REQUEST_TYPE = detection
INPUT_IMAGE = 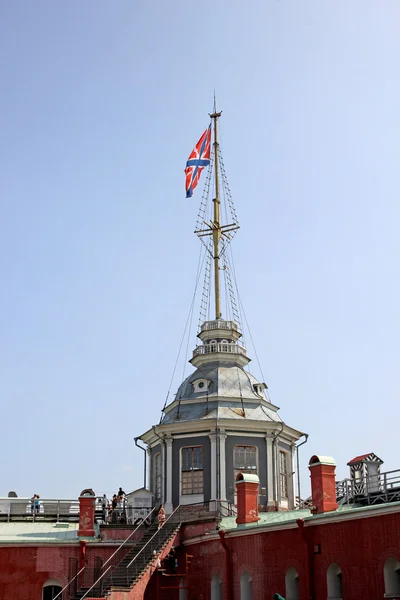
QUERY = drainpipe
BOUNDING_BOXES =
[152,427,165,505]
[272,422,284,507]
[295,434,309,507]
[296,518,313,600]
[134,437,147,490]
[218,530,232,600]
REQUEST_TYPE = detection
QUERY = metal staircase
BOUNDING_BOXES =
[74,507,181,599]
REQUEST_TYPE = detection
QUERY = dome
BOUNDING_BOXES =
[175,361,265,401]
[160,361,282,425]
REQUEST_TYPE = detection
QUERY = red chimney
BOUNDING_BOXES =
[309,455,338,514]
[236,473,260,525]
[78,488,96,537]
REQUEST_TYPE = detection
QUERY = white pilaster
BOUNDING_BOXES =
[165,437,173,514]
[146,447,151,492]
[219,432,227,501]
[209,433,217,501]
[266,433,275,508]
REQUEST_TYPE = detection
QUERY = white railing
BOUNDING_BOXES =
[200,320,238,332]
[193,342,247,357]
[0,498,81,521]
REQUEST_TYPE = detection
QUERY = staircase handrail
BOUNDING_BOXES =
[125,504,181,569]
[80,506,162,599]
[54,506,156,600]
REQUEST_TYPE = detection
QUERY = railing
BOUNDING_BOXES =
[0,498,81,522]
[179,500,237,521]
[193,342,247,357]
[54,507,156,600]
[81,506,182,598]
[336,468,400,505]
[200,320,238,332]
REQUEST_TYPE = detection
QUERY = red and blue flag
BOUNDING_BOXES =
[185,125,211,198]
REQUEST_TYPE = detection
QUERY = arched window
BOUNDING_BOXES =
[384,557,400,596]
[240,571,253,600]
[211,574,222,600]
[42,579,63,600]
[285,567,300,600]
[327,563,342,599]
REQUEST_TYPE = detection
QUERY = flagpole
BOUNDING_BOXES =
[210,106,222,320]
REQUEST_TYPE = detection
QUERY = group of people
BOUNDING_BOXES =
[30,494,40,514]
[100,487,126,524]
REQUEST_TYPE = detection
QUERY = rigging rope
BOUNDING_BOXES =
[161,241,209,422]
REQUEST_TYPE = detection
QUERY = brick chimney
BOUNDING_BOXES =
[236,473,260,525]
[78,488,96,537]
[309,455,338,514]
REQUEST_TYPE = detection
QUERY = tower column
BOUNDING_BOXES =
[209,433,217,501]
[165,437,173,514]
[219,431,227,501]
[266,433,275,510]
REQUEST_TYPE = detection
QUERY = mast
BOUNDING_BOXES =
[194,103,240,322]
[210,108,222,320]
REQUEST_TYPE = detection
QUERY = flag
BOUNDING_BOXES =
[185,125,211,198]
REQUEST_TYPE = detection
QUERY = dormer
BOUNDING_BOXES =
[253,382,268,396]
[191,378,211,393]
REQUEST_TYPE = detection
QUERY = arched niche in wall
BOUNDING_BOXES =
[285,566,300,600]
[240,571,253,600]
[327,562,343,600]
[211,573,222,600]
[42,578,63,600]
[384,557,400,596]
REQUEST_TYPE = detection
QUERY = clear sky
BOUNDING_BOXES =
[1,0,399,499]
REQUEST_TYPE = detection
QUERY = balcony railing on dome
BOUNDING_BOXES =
[200,320,239,332]
[193,342,247,358]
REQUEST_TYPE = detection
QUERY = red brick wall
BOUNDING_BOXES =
[180,510,400,600]
[0,544,118,600]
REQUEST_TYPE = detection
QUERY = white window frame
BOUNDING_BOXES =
[180,445,204,502]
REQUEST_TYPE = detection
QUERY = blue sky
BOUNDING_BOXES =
[1,0,399,499]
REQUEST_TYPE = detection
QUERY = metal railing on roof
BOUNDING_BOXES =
[336,468,400,505]
[0,498,81,522]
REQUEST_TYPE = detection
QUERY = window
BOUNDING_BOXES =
[279,451,289,498]
[211,574,222,600]
[240,571,253,600]
[181,447,204,495]
[327,562,342,599]
[155,453,161,501]
[285,567,300,600]
[384,557,400,596]
[234,446,257,472]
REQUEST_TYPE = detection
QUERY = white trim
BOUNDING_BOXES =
[266,434,274,506]
[220,432,227,501]
[209,433,217,500]
[173,432,210,439]
[165,438,173,513]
